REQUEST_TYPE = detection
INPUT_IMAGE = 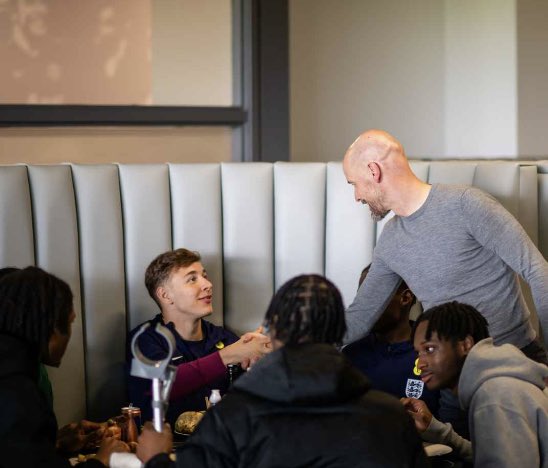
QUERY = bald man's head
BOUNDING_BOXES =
[344,129,404,167]
[342,130,409,221]
[343,129,431,218]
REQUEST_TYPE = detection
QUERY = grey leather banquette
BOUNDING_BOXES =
[0,160,546,426]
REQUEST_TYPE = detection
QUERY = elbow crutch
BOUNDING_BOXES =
[130,323,177,432]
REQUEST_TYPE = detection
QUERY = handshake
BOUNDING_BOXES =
[219,326,273,370]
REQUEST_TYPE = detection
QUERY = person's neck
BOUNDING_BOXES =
[378,319,412,344]
[390,178,431,217]
[162,310,203,341]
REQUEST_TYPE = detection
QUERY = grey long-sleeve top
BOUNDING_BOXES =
[345,184,548,348]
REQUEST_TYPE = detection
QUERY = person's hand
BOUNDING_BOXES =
[103,423,122,440]
[136,422,172,464]
[95,437,130,466]
[56,420,106,453]
[241,326,264,343]
[219,333,271,367]
[239,327,271,369]
[242,332,272,355]
[57,422,86,453]
[400,397,433,433]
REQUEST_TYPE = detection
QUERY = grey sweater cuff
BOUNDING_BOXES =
[422,416,473,463]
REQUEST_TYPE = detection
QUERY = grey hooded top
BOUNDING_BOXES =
[423,338,548,467]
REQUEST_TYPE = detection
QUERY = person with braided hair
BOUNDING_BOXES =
[0,268,58,427]
[402,301,548,468]
[136,274,428,468]
[0,266,129,468]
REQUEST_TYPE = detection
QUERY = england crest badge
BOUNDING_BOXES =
[405,379,424,399]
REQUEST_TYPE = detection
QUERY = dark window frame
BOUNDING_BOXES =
[0,105,245,126]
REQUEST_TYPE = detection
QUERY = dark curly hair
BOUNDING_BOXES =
[0,266,73,356]
[0,267,20,280]
[264,274,346,346]
[412,301,490,344]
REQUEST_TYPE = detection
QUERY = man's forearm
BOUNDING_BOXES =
[344,264,400,344]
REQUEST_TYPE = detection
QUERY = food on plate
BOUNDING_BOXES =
[75,419,122,450]
[58,419,122,453]
[175,411,205,434]
[87,419,122,448]
[75,453,96,464]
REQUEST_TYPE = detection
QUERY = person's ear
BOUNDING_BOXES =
[367,162,382,183]
[456,335,475,356]
[399,289,414,307]
[462,335,475,353]
[156,286,173,306]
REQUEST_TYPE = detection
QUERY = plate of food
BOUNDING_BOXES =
[174,411,205,436]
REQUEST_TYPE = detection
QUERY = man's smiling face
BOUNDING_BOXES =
[343,157,389,222]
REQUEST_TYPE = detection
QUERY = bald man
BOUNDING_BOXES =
[342,129,548,363]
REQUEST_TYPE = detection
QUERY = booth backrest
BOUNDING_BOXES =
[0,160,546,425]
[537,162,548,258]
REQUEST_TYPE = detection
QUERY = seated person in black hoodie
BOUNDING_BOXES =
[0,267,121,456]
[137,274,428,468]
[0,266,128,468]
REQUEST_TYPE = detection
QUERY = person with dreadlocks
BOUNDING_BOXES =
[0,266,129,468]
[402,301,548,468]
[136,274,428,468]
[0,267,55,408]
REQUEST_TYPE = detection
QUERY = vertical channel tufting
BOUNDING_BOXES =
[27,165,85,426]
[221,163,274,335]
[169,163,224,326]
[274,162,326,288]
[474,162,520,218]
[0,165,34,267]
[72,164,127,420]
[118,164,172,331]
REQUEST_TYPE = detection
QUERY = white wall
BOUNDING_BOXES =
[444,0,517,157]
[0,127,233,164]
[517,0,548,157]
[152,0,233,106]
[290,0,520,161]
[290,0,445,162]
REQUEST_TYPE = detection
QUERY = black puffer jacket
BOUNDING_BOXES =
[0,334,103,468]
[150,343,428,468]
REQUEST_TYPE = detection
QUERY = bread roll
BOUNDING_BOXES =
[175,411,204,434]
